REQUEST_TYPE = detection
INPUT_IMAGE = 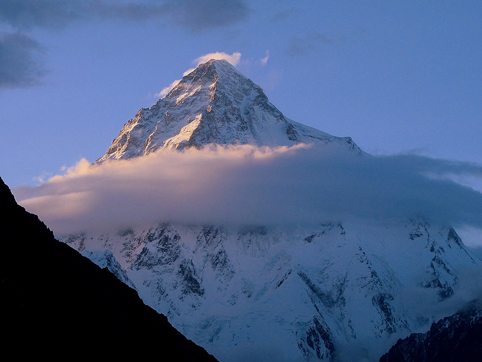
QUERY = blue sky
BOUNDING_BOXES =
[1,0,481,191]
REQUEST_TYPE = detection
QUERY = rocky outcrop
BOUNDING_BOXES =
[379,300,482,362]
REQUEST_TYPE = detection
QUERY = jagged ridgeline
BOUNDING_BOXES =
[380,299,482,362]
[59,60,481,362]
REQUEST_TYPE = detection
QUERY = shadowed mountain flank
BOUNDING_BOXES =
[379,300,482,362]
[0,177,217,361]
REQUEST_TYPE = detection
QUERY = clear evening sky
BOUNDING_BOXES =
[1,0,481,191]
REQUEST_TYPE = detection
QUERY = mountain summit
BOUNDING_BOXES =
[60,59,482,362]
[97,59,358,162]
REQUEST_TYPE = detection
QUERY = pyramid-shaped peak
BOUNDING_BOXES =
[196,58,239,71]
[181,58,244,86]
[96,58,359,162]
[202,58,234,67]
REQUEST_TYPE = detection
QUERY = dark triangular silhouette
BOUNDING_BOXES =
[0,177,218,361]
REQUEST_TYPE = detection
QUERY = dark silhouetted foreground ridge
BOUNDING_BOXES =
[0,177,218,361]
[379,300,482,362]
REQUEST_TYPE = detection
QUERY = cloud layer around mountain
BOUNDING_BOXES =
[14,144,482,242]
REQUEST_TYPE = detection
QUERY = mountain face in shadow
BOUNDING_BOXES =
[0,177,217,361]
[379,300,482,362]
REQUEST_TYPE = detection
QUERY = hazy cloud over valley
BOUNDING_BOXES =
[15,144,482,242]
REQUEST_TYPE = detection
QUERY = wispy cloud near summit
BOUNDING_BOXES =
[194,52,242,66]
[155,52,242,98]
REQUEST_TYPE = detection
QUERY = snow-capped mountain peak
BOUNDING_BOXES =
[96,59,358,162]
[59,58,482,362]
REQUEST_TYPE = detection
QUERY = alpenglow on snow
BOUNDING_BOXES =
[62,59,481,362]
[96,59,359,162]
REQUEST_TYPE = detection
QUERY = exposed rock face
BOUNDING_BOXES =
[379,300,482,362]
[0,177,217,361]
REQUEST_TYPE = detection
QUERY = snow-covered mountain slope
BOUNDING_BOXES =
[59,59,482,361]
[96,59,359,162]
[63,221,480,362]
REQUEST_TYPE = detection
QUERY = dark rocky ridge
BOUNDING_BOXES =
[0,177,218,361]
[379,300,482,362]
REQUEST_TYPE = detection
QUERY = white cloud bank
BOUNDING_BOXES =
[14,144,482,242]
